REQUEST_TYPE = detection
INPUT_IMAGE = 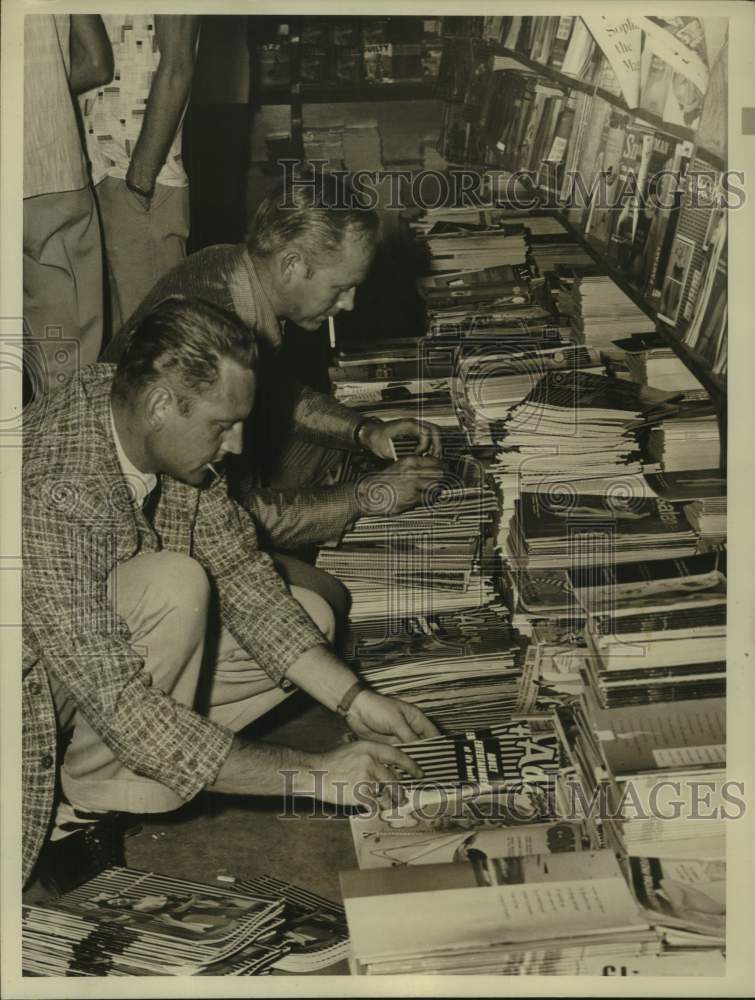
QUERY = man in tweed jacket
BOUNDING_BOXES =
[22,296,436,887]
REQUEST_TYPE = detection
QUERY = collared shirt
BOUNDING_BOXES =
[109,403,157,508]
[24,15,89,199]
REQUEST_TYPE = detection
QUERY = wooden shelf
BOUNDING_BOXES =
[555,211,726,418]
[257,82,438,105]
[442,36,725,170]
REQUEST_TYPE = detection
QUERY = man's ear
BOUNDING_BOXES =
[279,247,309,285]
[143,383,174,430]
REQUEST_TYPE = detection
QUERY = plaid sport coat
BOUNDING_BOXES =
[21,365,327,882]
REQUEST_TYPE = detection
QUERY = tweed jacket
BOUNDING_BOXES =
[103,244,363,547]
[21,365,327,883]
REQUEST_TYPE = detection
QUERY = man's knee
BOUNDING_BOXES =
[272,553,351,623]
[290,585,336,644]
[111,551,210,622]
[322,574,351,622]
[150,552,210,607]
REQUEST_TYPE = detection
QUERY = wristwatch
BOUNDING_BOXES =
[353,417,381,450]
[335,680,367,718]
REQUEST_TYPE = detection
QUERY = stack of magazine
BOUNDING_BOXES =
[317,460,500,624]
[22,868,349,977]
[554,272,656,347]
[507,491,699,571]
[339,849,723,975]
[454,344,603,448]
[567,551,726,707]
[646,402,721,471]
[352,641,521,732]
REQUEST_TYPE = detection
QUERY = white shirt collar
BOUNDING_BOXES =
[109,403,158,508]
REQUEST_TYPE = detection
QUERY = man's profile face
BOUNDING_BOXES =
[284,229,375,331]
[154,358,255,486]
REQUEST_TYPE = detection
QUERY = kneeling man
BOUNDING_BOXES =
[22,295,438,893]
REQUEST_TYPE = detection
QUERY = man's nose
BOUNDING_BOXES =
[220,423,244,456]
[335,287,356,312]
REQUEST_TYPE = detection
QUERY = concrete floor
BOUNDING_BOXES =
[24,693,358,975]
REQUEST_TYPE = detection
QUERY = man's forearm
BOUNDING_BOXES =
[127,15,198,192]
[291,386,364,451]
[283,643,360,714]
[207,739,318,796]
[69,15,113,95]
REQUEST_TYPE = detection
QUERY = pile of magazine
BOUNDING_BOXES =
[318,456,501,624]
[350,611,523,731]
[22,868,349,977]
[647,401,721,471]
[340,848,724,975]
[553,272,656,347]
[455,344,603,448]
[567,551,726,707]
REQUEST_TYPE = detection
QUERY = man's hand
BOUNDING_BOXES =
[359,417,443,460]
[312,740,423,809]
[355,455,445,516]
[345,690,440,745]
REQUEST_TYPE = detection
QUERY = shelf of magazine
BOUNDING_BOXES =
[555,211,726,403]
[438,28,725,171]
[553,208,726,475]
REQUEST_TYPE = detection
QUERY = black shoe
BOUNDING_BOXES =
[38,813,133,897]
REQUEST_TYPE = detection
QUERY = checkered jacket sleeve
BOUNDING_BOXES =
[185,475,328,684]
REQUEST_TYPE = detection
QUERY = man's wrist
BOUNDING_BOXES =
[335,680,368,718]
[126,177,155,200]
[353,417,381,451]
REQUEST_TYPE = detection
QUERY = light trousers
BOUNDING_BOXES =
[51,551,335,814]
[94,177,190,335]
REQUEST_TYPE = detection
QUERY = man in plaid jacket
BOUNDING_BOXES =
[22,296,437,890]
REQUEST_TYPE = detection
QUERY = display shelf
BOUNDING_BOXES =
[555,211,726,408]
[256,82,437,105]
[442,36,725,171]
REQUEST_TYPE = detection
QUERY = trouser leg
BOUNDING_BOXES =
[53,552,212,814]
[23,186,104,393]
[95,177,190,333]
[51,552,334,815]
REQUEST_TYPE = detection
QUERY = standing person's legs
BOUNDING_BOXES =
[94,177,190,333]
[23,186,104,394]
